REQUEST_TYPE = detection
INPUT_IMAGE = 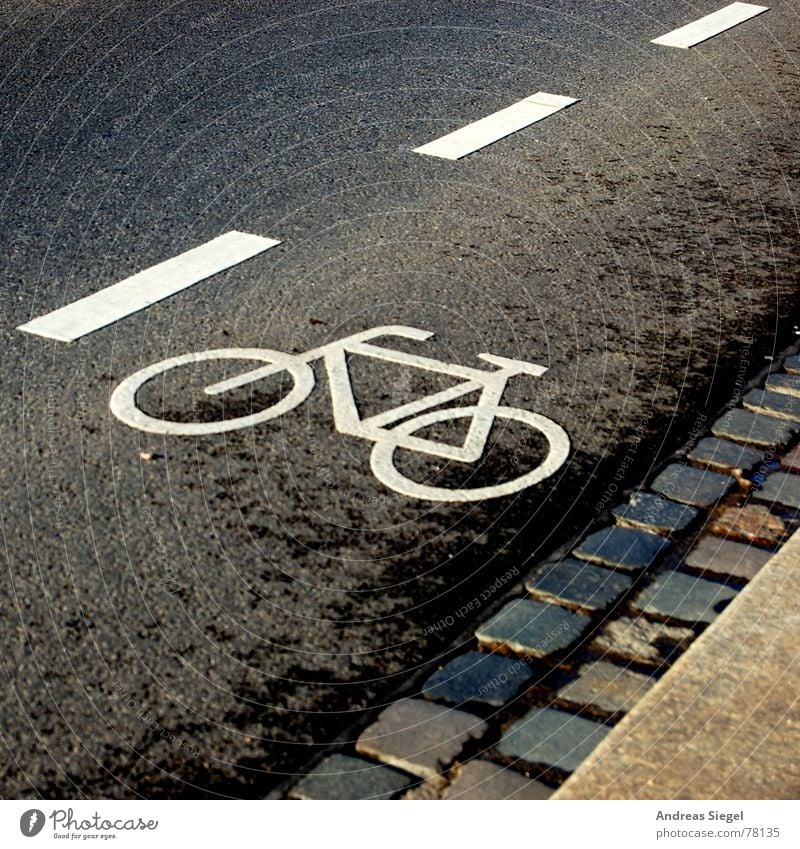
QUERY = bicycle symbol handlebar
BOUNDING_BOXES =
[109,325,570,502]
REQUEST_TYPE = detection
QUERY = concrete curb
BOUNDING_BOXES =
[554,526,800,799]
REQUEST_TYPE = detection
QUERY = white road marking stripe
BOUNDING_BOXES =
[651,2,769,49]
[18,231,280,342]
[413,92,579,160]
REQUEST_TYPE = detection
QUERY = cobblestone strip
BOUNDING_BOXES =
[285,348,800,800]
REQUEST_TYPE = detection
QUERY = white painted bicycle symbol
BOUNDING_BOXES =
[110,326,570,502]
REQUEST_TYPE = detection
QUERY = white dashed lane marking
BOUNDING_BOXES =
[651,2,769,49]
[18,231,280,342]
[413,92,579,161]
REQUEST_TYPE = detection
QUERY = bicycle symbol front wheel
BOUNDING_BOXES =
[109,348,315,436]
[369,405,570,502]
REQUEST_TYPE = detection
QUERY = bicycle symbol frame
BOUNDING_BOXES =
[109,325,570,502]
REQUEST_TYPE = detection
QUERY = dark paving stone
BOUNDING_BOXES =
[557,661,655,715]
[290,754,413,800]
[590,617,695,667]
[652,464,734,508]
[766,372,800,394]
[612,492,698,535]
[631,571,739,625]
[744,388,800,421]
[783,356,800,376]
[475,599,590,658]
[525,559,632,613]
[684,536,772,581]
[496,708,611,773]
[709,504,787,546]
[573,526,670,572]
[711,408,798,449]
[356,699,488,784]
[752,471,800,510]
[687,437,764,476]
[422,651,533,708]
[442,760,552,800]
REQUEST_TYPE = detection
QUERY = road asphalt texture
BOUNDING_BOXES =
[1,0,798,796]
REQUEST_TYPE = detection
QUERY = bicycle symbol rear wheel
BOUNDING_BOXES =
[369,405,570,502]
[109,348,315,436]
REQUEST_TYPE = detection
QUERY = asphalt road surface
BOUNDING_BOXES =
[1,0,798,797]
